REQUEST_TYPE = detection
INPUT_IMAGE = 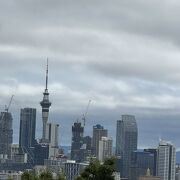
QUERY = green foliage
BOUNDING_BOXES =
[56,173,66,180]
[7,177,13,180]
[39,170,53,180]
[21,171,34,180]
[21,170,53,180]
[76,157,116,180]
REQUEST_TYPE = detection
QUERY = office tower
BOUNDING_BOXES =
[92,124,108,157]
[19,108,36,153]
[98,136,113,162]
[46,123,59,157]
[144,149,158,176]
[0,111,13,158]
[116,115,138,178]
[34,143,49,165]
[71,122,84,162]
[76,136,92,162]
[83,136,92,152]
[130,150,155,180]
[40,60,51,143]
[157,141,176,180]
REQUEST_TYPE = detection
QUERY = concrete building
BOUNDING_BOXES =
[64,160,88,180]
[71,122,84,162]
[98,136,113,162]
[92,124,108,157]
[0,111,13,158]
[114,172,121,180]
[116,115,138,178]
[157,141,176,180]
[10,144,19,159]
[44,157,67,174]
[19,108,36,153]
[46,123,59,158]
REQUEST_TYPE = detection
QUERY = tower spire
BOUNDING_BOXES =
[45,58,48,90]
[40,59,51,143]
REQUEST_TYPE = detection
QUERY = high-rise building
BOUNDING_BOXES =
[92,124,108,157]
[130,150,155,180]
[0,112,13,158]
[157,141,176,180]
[19,108,36,153]
[71,122,84,162]
[116,115,138,178]
[46,123,59,158]
[144,149,158,176]
[98,136,113,162]
[40,60,51,143]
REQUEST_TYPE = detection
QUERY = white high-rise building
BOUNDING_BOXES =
[98,136,112,162]
[157,140,176,180]
[46,123,59,158]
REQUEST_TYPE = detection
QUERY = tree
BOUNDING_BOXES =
[21,170,39,180]
[39,170,53,180]
[56,173,66,180]
[76,157,116,180]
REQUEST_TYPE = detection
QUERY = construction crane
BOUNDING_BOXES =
[5,95,14,112]
[1,95,14,121]
[82,100,91,127]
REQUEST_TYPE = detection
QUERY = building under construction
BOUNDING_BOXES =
[0,111,13,158]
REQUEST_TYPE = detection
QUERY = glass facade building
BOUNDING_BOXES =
[116,115,138,178]
[0,112,13,158]
[19,108,36,152]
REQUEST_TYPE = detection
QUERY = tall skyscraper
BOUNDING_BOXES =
[46,123,59,158]
[116,115,138,178]
[40,60,51,143]
[157,141,176,180]
[92,124,108,157]
[71,122,84,162]
[19,108,36,153]
[98,136,113,162]
[0,112,13,158]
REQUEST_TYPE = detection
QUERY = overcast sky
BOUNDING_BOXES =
[1,0,180,149]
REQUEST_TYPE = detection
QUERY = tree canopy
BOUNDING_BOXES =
[76,157,116,180]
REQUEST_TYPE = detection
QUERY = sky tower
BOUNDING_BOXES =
[40,59,51,143]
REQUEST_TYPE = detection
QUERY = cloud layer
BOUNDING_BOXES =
[0,0,180,148]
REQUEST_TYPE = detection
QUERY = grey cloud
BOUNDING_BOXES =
[0,0,180,148]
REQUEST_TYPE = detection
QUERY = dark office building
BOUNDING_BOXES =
[71,122,84,162]
[19,108,36,153]
[116,115,138,178]
[78,136,92,162]
[34,143,49,165]
[144,149,157,176]
[83,136,92,152]
[130,150,155,180]
[92,124,108,157]
[0,112,13,158]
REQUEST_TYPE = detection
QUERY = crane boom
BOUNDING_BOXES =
[82,100,91,127]
[5,95,14,112]
[1,95,14,121]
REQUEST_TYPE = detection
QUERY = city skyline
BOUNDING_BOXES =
[1,0,180,148]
